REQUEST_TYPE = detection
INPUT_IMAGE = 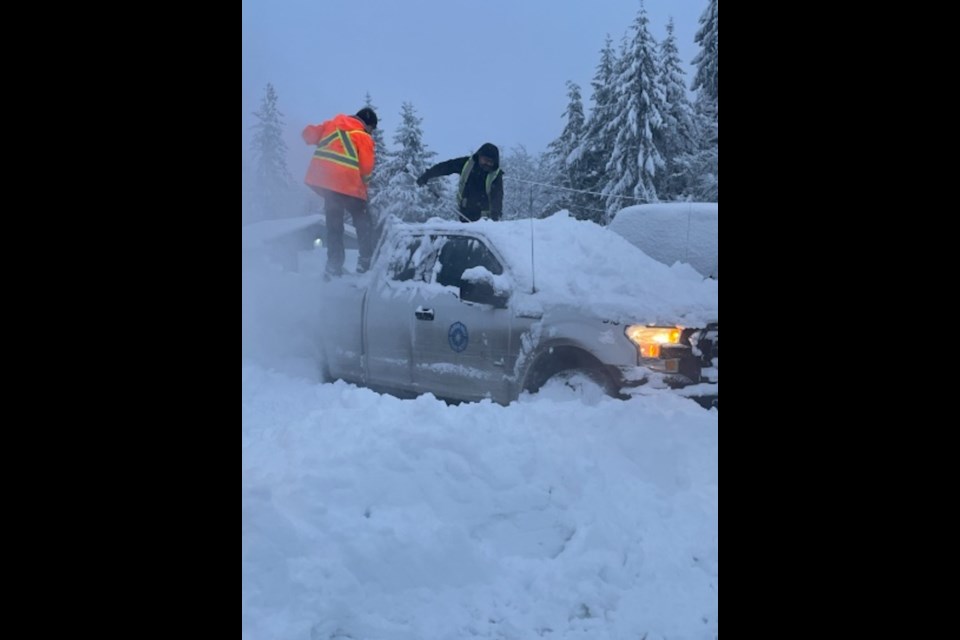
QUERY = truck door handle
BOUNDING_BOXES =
[415,306,434,321]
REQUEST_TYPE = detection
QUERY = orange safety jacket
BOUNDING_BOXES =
[302,114,375,201]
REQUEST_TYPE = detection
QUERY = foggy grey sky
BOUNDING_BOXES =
[242,0,706,176]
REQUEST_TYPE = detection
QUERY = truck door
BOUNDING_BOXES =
[362,234,438,393]
[411,235,513,403]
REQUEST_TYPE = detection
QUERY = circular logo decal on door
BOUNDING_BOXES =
[448,322,469,352]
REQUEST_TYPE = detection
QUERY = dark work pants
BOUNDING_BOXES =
[311,187,373,274]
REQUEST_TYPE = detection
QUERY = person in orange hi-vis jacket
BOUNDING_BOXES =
[302,107,377,277]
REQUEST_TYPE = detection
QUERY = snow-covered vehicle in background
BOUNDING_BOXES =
[316,212,718,407]
[609,202,718,279]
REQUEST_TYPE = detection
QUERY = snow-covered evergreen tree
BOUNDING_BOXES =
[684,98,718,202]
[502,145,554,220]
[602,3,666,221]
[544,81,592,218]
[569,35,619,223]
[692,0,718,106]
[657,18,700,200]
[249,83,293,220]
[361,92,390,220]
[369,102,449,223]
[689,0,718,201]
[361,92,387,158]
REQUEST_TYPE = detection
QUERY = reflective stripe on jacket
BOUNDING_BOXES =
[458,158,502,218]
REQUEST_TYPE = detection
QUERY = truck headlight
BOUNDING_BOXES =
[625,325,681,358]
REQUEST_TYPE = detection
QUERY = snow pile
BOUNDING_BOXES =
[242,364,718,640]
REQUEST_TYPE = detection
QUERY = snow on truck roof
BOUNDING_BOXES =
[382,211,718,327]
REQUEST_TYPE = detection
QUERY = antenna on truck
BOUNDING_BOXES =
[530,213,537,294]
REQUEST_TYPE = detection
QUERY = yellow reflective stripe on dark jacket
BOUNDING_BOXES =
[458,158,502,213]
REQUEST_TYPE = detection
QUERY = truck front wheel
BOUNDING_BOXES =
[522,347,621,400]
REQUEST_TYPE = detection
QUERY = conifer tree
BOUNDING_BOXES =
[657,18,700,199]
[502,146,554,219]
[569,36,619,222]
[545,81,592,218]
[369,102,449,223]
[685,98,718,202]
[689,0,718,201]
[361,92,390,220]
[249,83,292,219]
[602,3,666,221]
[692,0,718,106]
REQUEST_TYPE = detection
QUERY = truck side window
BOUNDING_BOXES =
[389,238,421,281]
[390,237,438,282]
[435,237,503,288]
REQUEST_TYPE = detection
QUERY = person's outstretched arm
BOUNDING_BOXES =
[417,157,468,185]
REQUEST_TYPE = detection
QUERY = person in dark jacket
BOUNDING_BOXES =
[416,143,503,221]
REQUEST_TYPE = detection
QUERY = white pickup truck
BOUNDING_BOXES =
[316,213,718,406]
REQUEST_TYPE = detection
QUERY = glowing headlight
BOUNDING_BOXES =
[625,325,681,358]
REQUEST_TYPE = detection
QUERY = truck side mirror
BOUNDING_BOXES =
[460,280,508,309]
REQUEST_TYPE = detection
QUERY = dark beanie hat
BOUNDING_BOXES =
[355,107,378,129]
[477,142,499,164]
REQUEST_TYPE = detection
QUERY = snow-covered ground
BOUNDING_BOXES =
[242,213,718,639]
[243,363,718,640]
